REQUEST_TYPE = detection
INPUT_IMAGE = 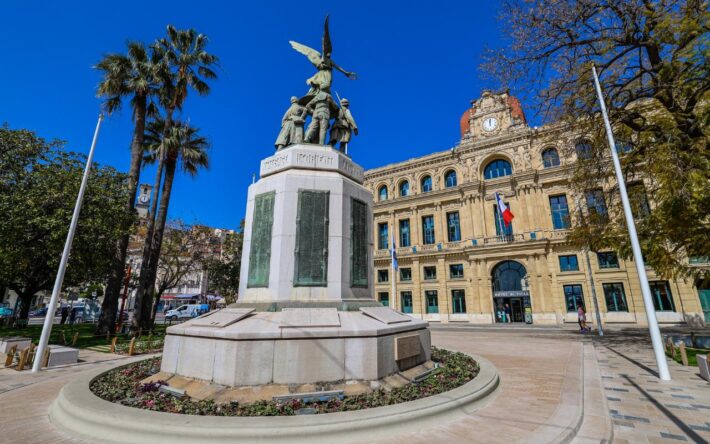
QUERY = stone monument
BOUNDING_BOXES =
[160,16,430,390]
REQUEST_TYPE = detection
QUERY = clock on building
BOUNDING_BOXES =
[139,194,150,204]
[482,117,498,132]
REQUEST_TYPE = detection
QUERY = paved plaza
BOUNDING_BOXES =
[0,328,708,443]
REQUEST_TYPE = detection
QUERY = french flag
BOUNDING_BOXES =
[496,193,514,227]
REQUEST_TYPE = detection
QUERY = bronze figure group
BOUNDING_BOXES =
[275,16,358,153]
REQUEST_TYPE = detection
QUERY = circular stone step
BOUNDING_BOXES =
[50,354,500,444]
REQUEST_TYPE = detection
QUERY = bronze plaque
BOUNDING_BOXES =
[395,334,421,361]
[294,190,329,286]
[350,198,368,288]
[247,191,275,288]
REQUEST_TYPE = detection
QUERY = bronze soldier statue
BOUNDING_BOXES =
[329,98,358,153]
[275,96,307,150]
[305,90,338,145]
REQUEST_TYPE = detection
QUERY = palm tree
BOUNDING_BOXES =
[133,25,218,331]
[94,41,164,336]
[135,117,209,330]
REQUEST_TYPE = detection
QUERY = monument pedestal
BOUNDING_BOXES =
[161,144,430,387]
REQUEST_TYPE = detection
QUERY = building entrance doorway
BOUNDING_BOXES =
[495,297,525,323]
[492,260,532,324]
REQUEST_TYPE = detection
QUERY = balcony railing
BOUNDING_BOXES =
[373,229,571,258]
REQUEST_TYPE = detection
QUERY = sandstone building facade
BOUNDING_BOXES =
[363,91,709,327]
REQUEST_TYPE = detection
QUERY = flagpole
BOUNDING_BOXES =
[390,232,397,311]
[495,194,506,240]
[591,64,670,380]
[575,197,604,337]
[33,114,104,373]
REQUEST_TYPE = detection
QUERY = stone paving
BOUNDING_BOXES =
[0,328,707,443]
[593,331,710,443]
[0,349,133,395]
[377,330,598,444]
[0,350,145,444]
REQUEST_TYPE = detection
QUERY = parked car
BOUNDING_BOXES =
[0,306,13,318]
[165,304,203,321]
[29,307,59,317]
[70,304,101,323]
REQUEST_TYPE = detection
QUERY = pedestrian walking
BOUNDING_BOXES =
[504,303,512,323]
[577,306,589,332]
[69,307,77,325]
[60,306,69,324]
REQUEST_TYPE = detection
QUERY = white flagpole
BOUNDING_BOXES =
[575,198,604,337]
[32,114,104,373]
[591,65,670,380]
[390,232,397,311]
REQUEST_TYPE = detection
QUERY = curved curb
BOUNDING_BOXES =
[50,355,499,444]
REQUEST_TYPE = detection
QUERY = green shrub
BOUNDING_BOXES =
[90,347,479,416]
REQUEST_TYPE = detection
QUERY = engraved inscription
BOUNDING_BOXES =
[295,152,335,168]
[350,198,368,287]
[247,191,275,287]
[294,190,329,286]
[259,147,364,183]
[395,334,421,361]
[261,153,289,173]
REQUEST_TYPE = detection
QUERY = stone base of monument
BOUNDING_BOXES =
[160,306,431,388]
[146,359,436,404]
[158,144,432,390]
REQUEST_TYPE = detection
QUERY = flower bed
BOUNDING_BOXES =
[90,347,479,416]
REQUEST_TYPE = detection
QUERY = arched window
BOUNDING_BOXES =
[399,180,409,197]
[575,140,593,159]
[541,148,560,168]
[444,170,457,188]
[484,159,512,179]
[378,185,388,201]
[491,260,527,292]
[421,175,432,193]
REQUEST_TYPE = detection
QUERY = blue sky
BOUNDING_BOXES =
[0,1,531,230]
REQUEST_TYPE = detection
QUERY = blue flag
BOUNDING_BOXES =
[390,233,398,271]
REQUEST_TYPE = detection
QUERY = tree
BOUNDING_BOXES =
[205,222,244,304]
[483,0,709,279]
[94,41,166,335]
[133,118,210,330]
[133,25,218,332]
[0,127,134,319]
[150,220,204,325]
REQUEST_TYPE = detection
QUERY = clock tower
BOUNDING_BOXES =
[459,90,527,140]
[135,184,152,219]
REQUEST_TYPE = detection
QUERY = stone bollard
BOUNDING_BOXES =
[128,337,136,356]
[698,355,709,382]
[110,337,118,353]
[72,332,79,346]
[679,342,689,366]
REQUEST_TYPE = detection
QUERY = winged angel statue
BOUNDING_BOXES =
[290,15,357,98]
